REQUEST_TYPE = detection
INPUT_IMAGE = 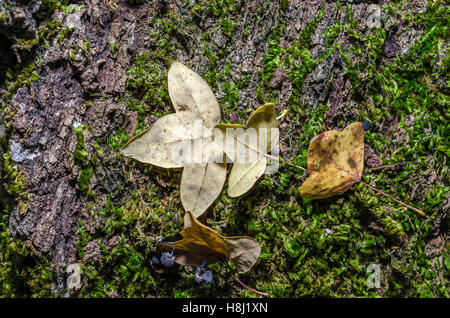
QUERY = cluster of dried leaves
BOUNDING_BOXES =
[121,61,425,279]
[122,62,270,273]
[122,62,278,218]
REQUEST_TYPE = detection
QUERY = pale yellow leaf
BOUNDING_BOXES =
[180,160,227,218]
[227,157,267,198]
[247,103,279,153]
[121,112,207,168]
[168,61,221,128]
[217,103,279,197]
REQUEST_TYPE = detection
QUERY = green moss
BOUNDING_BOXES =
[261,6,329,92]
[73,125,96,197]
[245,0,448,298]
[2,153,28,200]
[74,186,184,297]
[2,62,41,107]
[110,41,118,54]
[74,126,88,162]
[57,26,74,42]
[1,3,64,109]
[0,1,74,299]
[0,205,54,297]
[37,0,68,17]
[107,129,130,151]
[79,167,94,196]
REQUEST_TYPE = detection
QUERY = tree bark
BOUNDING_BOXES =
[0,0,445,295]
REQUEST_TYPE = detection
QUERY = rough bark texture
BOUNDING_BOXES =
[0,0,448,297]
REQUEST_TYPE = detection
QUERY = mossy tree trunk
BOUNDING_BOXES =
[0,0,448,297]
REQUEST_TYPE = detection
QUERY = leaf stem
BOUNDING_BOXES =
[222,258,270,297]
[276,109,288,120]
[234,276,270,297]
[365,162,406,171]
[360,181,425,216]
[284,160,307,171]
[267,156,307,172]
[281,157,307,171]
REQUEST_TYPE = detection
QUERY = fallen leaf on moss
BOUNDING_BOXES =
[121,61,225,217]
[216,103,279,197]
[162,212,261,273]
[299,122,426,216]
[300,122,364,199]
[121,111,205,168]
[180,160,227,217]
[168,61,221,128]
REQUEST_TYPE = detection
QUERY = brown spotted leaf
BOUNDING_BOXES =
[300,122,364,199]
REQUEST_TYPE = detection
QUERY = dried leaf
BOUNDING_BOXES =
[246,103,279,153]
[223,236,262,273]
[180,161,227,218]
[300,122,364,199]
[121,112,204,168]
[216,103,279,197]
[228,158,268,197]
[163,212,261,273]
[122,62,226,217]
[168,61,221,128]
[213,123,245,163]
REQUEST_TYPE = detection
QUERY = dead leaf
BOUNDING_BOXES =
[300,122,364,199]
[246,103,279,153]
[213,123,245,162]
[228,158,268,198]
[122,61,226,217]
[180,161,227,218]
[162,212,261,273]
[216,103,279,197]
[121,111,205,168]
[168,61,221,128]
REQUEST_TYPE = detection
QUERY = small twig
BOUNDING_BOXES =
[360,181,426,216]
[265,155,307,172]
[234,276,270,298]
[366,162,406,172]
[284,160,307,172]
[259,199,270,222]
[279,157,307,172]
[222,259,270,297]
